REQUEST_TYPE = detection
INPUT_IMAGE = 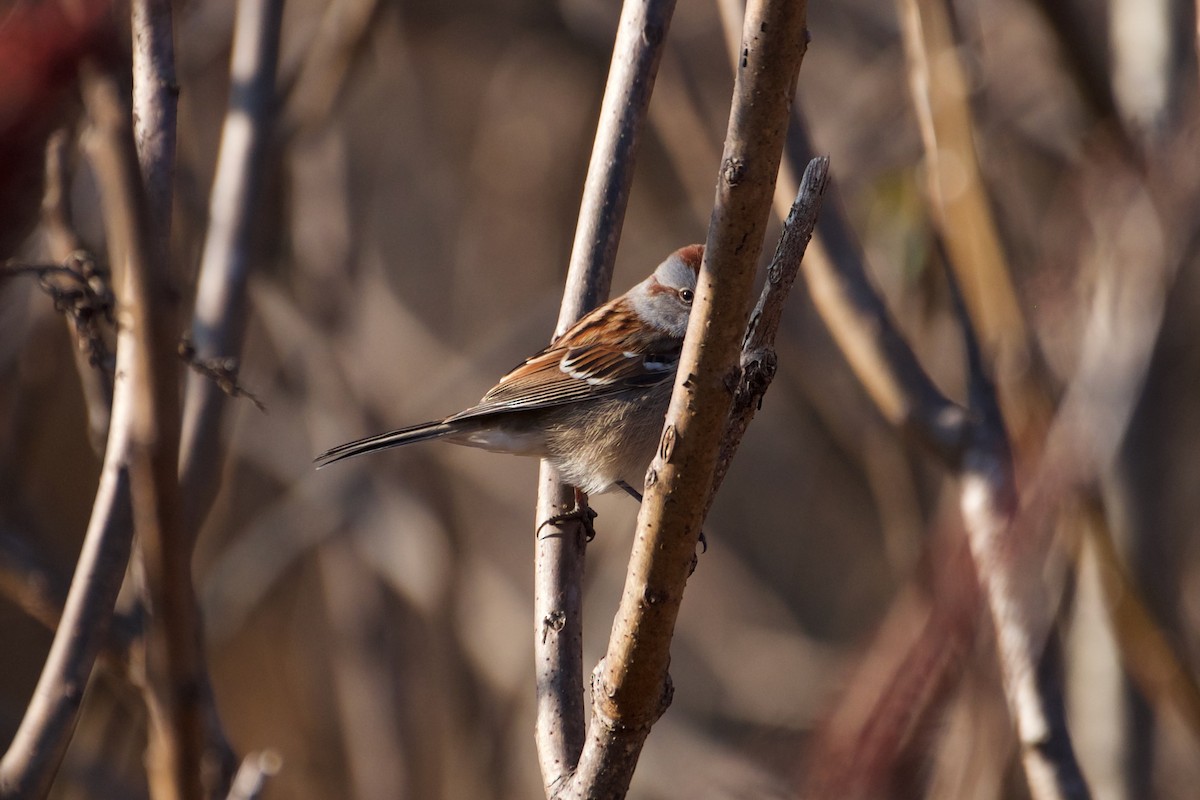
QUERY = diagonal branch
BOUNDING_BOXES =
[533,0,678,792]
[709,155,829,500]
[941,237,1089,800]
[0,411,135,799]
[558,1,810,795]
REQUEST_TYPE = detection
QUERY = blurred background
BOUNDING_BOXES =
[1,0,1199,797]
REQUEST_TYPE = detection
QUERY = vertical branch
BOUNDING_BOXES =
[42,130,114,451]
[132,0,178,244]
[178,0,284,529]
[561,1,809,796]
[81,74,206,800]
[130,0,245,796]
[533,0,677,791]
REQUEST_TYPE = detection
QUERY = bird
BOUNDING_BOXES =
[315,244,704,514]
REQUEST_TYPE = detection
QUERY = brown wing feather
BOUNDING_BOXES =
[446,303,680,421]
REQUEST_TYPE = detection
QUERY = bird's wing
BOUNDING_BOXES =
[448,310,680,421]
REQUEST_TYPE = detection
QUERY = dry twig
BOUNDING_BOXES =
[41,130,115,449]
[710,155,829,499]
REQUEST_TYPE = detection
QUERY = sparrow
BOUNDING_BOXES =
[315,244,704,508]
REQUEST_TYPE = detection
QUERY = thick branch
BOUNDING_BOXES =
[81,72,211,800]
[560,1,809,795]
[132,0,178,244]
[533,0,677,792]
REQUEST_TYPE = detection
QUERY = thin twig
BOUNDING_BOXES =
[178,336,266,412]
[559,1,809,795]
[1,256,115,375]
[178,0,284,535]
[709,155,829,500]
[41,130,114,450]
[532,0,678,791]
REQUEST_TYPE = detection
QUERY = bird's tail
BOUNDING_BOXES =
[314,420,457,468]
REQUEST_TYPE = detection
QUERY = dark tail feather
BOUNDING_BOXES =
[314,420,456,468]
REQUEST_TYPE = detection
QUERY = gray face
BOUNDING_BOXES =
[628,251,697,338]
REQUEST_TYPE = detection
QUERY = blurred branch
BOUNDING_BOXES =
[320,541,408,798]
[81,71,214,800]
[224,751,281,800]
[799,185,969,461]
[561,1,809,796]
[897,0,1051,451]
[280,0,381,134]
[801,528,980,799]
[0,430,134,799]
[132,0,178,243]
[941,239,1090,800]
[533,0,678,791]
[178,0,284,535]
[0,530,72,637]
[1080,497,1200,743]
[1027,0,1128,139]
[133,1,243,793]
[42,130,114,451]
[137,1,284,796]
[0,73,153,800]
[795,140,1092,795]
[895,2,1093,794]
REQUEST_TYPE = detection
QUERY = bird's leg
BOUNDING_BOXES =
[616,481,643,502]
[542,486,598,542]
[615,481,707,553]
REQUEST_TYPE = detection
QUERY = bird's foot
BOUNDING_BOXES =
[540,489,598,542]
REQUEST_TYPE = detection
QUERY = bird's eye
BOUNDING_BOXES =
[679,289,694,305]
